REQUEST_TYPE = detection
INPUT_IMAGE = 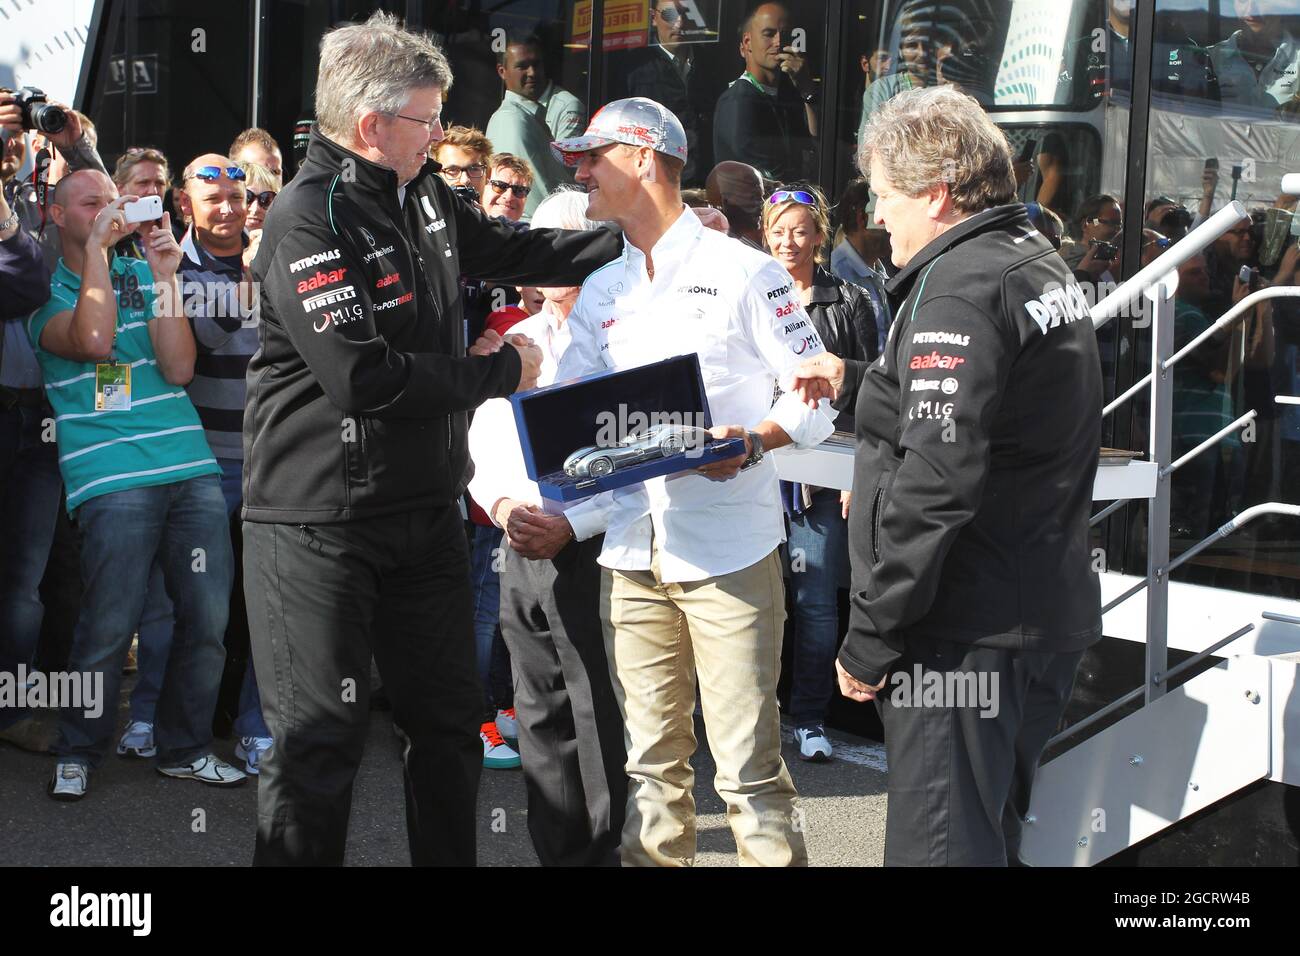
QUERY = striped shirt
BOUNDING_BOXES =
[27,256,220,512]
[178,228,257,461]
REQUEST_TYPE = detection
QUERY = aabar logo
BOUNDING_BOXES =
[775,301,798,318]
[601,318,618,329]
[375,273,400,289]
[289,249,341,273]
[909,351,965,371]
[296,268,347,294]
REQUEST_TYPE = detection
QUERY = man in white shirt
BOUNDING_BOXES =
[485,32,585,218]
[549,98,835,866]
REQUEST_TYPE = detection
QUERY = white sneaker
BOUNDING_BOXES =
[794,725,833,762]
[481,721,521,770]
[49,761,89,801]
[157,753,247,787]
[234,736,274,775]
[495,708,519,744]
[116,720,156,759]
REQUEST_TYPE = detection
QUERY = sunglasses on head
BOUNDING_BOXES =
[246,189,276,208]
[488,178,531,198]
[768,189,817,206]
[188,165,246,183]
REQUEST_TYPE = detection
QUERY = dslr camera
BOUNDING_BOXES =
[2,86,68,136]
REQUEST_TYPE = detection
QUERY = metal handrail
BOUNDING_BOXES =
[1102,503,1300,614]
[1104,287,1300,418]
[1047,623,1255,748]
[1091,202,1247,330]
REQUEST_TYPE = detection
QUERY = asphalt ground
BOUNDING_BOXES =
[0,673,888,867]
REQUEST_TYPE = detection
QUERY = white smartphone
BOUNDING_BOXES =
[122,195,163,223]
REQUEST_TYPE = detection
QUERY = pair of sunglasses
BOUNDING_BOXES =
[768,189,817,206]
[488,178,531,198]
[246,189,276,208]
[188,165,246,183]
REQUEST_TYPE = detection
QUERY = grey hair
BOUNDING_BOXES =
[315,11,453,142]
[529,186,599,232]
[858,85,1015,214]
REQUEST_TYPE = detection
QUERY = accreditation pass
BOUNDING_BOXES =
[95,361,132,411]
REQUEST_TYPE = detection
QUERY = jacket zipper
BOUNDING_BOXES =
[391,193,453,453]
[871,486,885,564]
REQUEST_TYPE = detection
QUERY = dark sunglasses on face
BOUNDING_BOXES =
[246,189,276,208]
[768,189,817,207]
[656,5,682,22]
[188,165,246,183]
[488,178,531,198]
[442,163,486,180]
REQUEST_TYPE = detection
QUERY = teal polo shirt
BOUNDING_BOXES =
[27,256,220,512]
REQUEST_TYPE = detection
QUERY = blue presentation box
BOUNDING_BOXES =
[509,353,747,502]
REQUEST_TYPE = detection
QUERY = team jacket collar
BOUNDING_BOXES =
[303,128,439,197]
[885,203,1031,294]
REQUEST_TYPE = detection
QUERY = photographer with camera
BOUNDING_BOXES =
[28,170,240,800]
[0,89,106,755]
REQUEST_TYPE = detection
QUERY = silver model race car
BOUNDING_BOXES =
[563,424,710,479]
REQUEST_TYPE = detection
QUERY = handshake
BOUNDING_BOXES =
[469,329,544,393]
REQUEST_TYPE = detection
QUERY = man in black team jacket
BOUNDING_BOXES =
[242,12,621,866]
[794,87,1103,866]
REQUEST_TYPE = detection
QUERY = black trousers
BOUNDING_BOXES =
[242,506,481,866]
[499,535,627,866]
[876,633,1085,867]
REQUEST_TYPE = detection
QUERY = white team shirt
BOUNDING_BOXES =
[554,205,835,583]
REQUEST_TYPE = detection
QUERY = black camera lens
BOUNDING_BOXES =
[16,87,67,135]
[451,184,480,205]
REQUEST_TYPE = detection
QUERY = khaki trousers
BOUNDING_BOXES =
[601,545,807,866]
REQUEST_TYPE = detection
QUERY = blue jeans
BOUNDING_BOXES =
[53,474,233,768]
[469,523,513,714]
[785,489,849,728]
[131,458,269,737]
[0,403,64,729]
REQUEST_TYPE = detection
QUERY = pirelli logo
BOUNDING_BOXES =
[302,286,358,312]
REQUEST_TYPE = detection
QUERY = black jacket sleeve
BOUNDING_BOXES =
[838,294,1015,685]
[0,227,52,320]
[263,223,521,418]
[453,195,622,286]
[833,358,869,414]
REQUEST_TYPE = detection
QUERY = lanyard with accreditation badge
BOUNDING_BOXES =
[93,266,132,411]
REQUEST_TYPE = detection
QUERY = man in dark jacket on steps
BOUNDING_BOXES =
[793,86,1103,867]
[242,12,622,866]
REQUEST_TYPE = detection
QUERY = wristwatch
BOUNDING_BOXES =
[742,430,765,469]
[0,205,18,237]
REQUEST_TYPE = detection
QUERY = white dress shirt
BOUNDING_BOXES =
[554,206,835,583]
[468,299,614,539]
